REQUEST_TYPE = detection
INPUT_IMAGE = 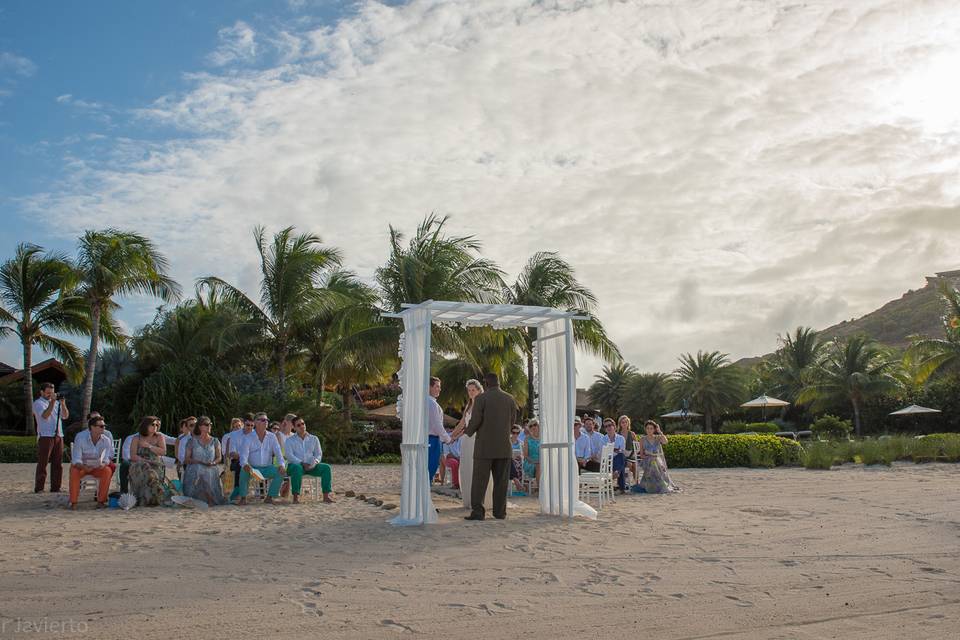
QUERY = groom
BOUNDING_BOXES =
[464,372,517,521]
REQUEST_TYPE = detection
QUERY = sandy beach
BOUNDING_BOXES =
[1,462,958,639]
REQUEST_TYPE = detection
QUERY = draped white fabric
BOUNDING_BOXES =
[537,318,597,520]
[391,308,437,525]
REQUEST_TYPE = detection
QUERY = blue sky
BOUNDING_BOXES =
[1,0,958,379]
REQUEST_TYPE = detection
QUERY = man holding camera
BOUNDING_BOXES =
[33,382,69,493]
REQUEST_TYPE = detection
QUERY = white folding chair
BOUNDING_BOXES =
[69,444,101,500]
[579,443,615,508]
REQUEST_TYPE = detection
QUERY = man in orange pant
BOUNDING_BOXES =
[69,416,114,509]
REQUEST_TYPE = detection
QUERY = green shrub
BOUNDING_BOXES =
[0,435,38,463]
[856,439,892,466]
[811,415,853,441]
[803,442,835,469]
[720,421,779,434]
[359,453,402,464]
[912,433,960,462]
[662,435,802,468]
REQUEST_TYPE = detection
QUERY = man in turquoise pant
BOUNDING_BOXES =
[237,412,286,505]
[284,415,335,504]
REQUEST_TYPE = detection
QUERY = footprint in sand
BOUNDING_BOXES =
[724,595,754,607]
[378,586,408,597]
[380,619,414,633]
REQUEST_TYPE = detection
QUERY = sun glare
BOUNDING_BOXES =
[889,49,960,132]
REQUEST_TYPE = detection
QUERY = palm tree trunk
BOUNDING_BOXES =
[852,399,861,437]
[81,302,101,422]
[22,339,34,435]
[341,388,351,423]
[705,410,713,434]
[277,344,287,397]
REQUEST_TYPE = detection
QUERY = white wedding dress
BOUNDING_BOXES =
[458,408,493,510]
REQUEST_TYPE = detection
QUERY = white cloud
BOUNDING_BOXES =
[19,0,960,382]
[0,51,37,77]
[207,20,258,67]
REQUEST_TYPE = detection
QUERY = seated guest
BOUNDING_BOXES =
[237,412,286,505]
[175,417,196,478]
[86,411,117,475]
[220,417,244,498]
[638,420,679,493]
[603,418,628,493]
[522,419,541,489]
[283,415,334,504]
[277,414,297,497]
[69,416,114,509]
[129,416,173,507]
[226,415,255,501]
[583,416,606,470]
[182,416,226,506]
[575,417,599,473]
[119,431,136,493]
[618,415,640,486]
[510,425,524,494]
[441,427,461,488]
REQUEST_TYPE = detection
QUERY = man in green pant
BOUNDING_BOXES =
[283,415,334,504]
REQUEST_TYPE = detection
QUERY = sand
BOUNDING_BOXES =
[1,462,958,639]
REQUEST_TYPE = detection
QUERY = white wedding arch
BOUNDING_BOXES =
[382,300,598,525]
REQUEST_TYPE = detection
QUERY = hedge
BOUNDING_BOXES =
[662,434,803,468]
[0,436,39,463]
[719,421,779,435]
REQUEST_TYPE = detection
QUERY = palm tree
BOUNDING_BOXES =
[907,283,960,383]
[75,229,181,420]
[300,270,397,420]
[670,351,744,433]
[199,226,341,396]
[621,372,671,424]
[798,335,901,436]
[376,214,504,312]
[433,328,528,409]
[0,244,88,433]
[767,327,822,402]
[505,251,621,416]
[588,362,637,417]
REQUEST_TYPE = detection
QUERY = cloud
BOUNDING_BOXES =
[0,51,37,77]
[207,21,257,67]
[17,0,960,380]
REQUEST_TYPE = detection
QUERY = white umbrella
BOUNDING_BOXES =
[660,409,703,419]
[741,394,790,420]
[889,404,941,416]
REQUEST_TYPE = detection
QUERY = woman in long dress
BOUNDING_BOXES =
[182,416,227,506]
[458,379,493,510]
[129,415,175,507]
[638,420,680,493]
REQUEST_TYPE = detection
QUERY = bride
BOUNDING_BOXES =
[457,378,493,511]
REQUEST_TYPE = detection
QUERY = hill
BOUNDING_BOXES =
[736,269,960,366]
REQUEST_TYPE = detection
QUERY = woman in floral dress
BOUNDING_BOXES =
[182,416,226,506]
[638,420,680,493]
[129,415,174,506]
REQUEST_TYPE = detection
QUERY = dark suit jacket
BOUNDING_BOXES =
[465,386,517,459]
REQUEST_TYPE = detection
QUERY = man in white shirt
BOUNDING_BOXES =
[578,416,603,473]
[603,418,628,492]
[226,415,254,501]
[236,412,286,505]
[427,377,452,484]
[33,382,68,493]
[284,415,334,504]
[176,416,196,477]
[69,416,114,508]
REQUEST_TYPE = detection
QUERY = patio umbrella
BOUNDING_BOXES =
[889,405,941,416]
[740,394,791,420]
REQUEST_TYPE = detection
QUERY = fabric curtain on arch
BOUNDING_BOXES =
[537,318,597,520]
[391,307,437,525]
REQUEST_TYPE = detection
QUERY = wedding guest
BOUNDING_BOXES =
[68,416,114,509]
[575,417,595,472]
[441,427,461,488]
[638,420,679,493]
[522,419,541,489]
[237,412,286,505]
[119,431,136,493]
[33,382,68,493]
[283,415,334,504]
[510,425,524,494]
[427,377,452,484]
[603,418,628,493]
[226,415,255,501]
[176,417,196,477]
[277,414,297,497]
[129,416,171,507]
[577,416,603,472]
[85,411,117,475]
[182,416,226,506]
[618,415,640,486]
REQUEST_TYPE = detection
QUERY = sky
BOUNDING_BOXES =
[1,0,959,386]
